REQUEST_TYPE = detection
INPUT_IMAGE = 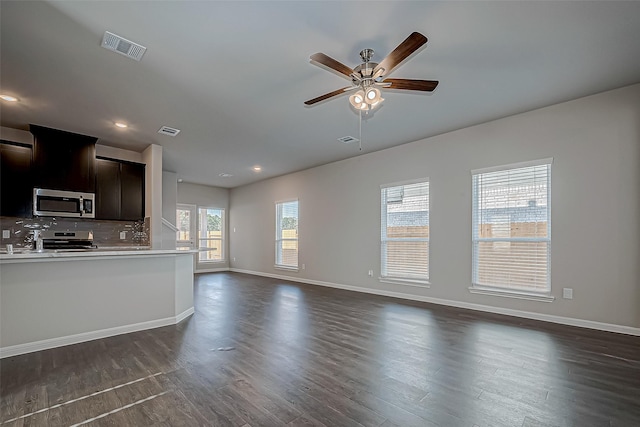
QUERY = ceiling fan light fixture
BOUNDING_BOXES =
[304,32,437,111]
[349,90,366,109]
[365,87,381,104]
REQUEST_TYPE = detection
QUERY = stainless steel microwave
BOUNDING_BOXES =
[33,188,95,218]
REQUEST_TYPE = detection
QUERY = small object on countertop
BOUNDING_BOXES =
[33,230,44,252]
[6,244,13,254]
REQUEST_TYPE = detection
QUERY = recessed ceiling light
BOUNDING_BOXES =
[252,166,262,172]
[115,122,128,128]
[0,95,18,102]
[219,173,233,177]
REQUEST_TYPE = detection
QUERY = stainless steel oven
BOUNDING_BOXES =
[33,188,95,218]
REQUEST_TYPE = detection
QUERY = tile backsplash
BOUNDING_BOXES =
[0,216,149,249]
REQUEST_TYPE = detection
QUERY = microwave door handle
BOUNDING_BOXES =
[79,196,84,216]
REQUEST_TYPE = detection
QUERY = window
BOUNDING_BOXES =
[381,180,429,284]
[275,200,298,269]
[198,207,225,262]
[472,159,552,294]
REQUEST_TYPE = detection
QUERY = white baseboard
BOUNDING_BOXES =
[230,268,640,336]
[0,307,195,359]
[195,267,230,274]
[175,307,195,323]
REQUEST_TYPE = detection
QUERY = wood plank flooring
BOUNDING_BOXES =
[1,272,639,426]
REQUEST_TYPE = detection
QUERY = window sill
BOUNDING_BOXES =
[198,260,226,264]
[468,286,555,302]
[274,265,299,272]
[379,277,430,288]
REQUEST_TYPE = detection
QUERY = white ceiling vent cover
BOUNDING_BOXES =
[158,126,181,137]
[337,136,359,144]
[101,31,146,61]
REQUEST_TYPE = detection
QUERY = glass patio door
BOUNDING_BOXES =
[176,203,196,251]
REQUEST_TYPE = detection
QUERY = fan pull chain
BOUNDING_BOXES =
[358,109,362,151]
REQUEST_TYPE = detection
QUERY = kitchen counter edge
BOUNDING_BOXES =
[0,249,197,264]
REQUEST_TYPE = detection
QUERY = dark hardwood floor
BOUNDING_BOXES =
[1,272,639,426]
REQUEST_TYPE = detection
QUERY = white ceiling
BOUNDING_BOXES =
[2,1,640,188]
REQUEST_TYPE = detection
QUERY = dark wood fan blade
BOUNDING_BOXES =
[374,32,428,78]
[304,87,353,105]
[310,53,354,79]
[382,78,439,92]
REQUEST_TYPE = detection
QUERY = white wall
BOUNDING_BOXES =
[229,84,640,330]
[0,127,32,144]
[96,144,143,163]
[177,182,230,271]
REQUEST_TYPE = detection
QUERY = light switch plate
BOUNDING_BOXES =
[120,231,127,240]
[563,288,573,299]
[2,230,9,239]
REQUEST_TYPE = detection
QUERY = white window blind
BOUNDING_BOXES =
[276,200,298,268]
[381,180,429,282]
[472,160,551,292]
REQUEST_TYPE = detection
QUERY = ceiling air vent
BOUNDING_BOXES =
[157,126,181,137]
[337,136,359,144]
[101,31,146,61]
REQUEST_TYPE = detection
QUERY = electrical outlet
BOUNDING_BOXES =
[302,264,306,270]
[233,227,236,233]
[2,230,9,239]
[563,288,573,299]
[368,270,373,277]
[119,231,127,240]
[233,257,236,262]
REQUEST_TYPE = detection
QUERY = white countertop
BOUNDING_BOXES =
[0,248,197,264]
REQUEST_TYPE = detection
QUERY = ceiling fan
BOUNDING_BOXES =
[304,32,439,110]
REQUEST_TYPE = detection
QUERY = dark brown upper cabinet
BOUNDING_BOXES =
[95,157,145,221]
[95,157,121,220]
[30,124,97,193]
[120,161,145,221]
[0,141,33,217]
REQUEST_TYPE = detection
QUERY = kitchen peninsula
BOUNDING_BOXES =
[0,249,195,358]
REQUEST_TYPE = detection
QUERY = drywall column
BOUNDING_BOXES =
[143,144,163,249]
[162,171,178,249]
